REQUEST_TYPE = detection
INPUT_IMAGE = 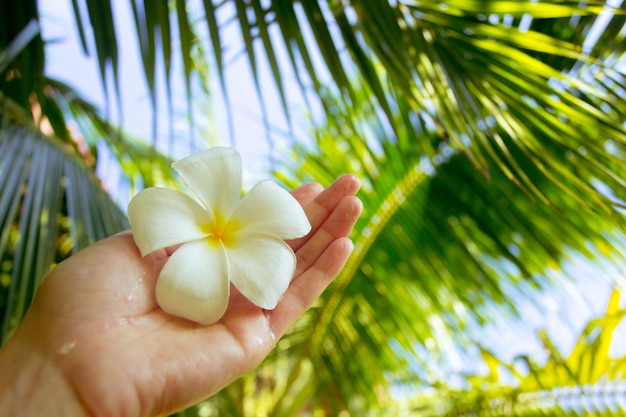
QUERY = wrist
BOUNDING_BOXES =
[0,328,88,417]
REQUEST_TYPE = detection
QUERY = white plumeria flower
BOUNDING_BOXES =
[127,147,311,324]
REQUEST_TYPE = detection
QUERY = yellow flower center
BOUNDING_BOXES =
[204,213,240,248]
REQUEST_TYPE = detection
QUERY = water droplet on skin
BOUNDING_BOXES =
[125,281,143,303]
[116,316,135,327]
[58,341,77,355]
[256,331,277,347]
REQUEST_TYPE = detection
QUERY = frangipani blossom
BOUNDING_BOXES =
[127,147,311,324]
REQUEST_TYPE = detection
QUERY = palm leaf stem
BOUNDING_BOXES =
[0,19,40,75]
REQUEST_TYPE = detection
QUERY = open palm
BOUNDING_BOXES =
[0,175,362,417]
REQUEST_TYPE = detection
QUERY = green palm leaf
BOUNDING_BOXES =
[0,83,176,346]
[252,53,624,412]
[47,78,176,192]
[9,1,625,159]
[400,289,626,417]
[0,123,129,342]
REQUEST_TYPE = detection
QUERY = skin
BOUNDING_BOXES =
[0,174,362,417]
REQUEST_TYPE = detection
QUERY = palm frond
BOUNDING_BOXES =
[0,1,44,122]
[46,78,176,194]
[0,121,128,343]
[250,51,626,412]
[7,1,621,155]
[398,289,626,417]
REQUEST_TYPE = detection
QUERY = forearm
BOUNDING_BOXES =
[0,332,88,417]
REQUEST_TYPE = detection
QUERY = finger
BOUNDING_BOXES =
[269,237,354,336]
[290,182,324,207]
[288,174,361,252]
[293,195,362,278]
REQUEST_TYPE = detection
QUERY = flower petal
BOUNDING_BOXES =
[156,240,230,324]
[128,188,212,256]
[172,147,242,217]
[227,233,296,310]
[232,180,311,239]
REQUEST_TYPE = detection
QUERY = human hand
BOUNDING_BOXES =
[0,175,362,417]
